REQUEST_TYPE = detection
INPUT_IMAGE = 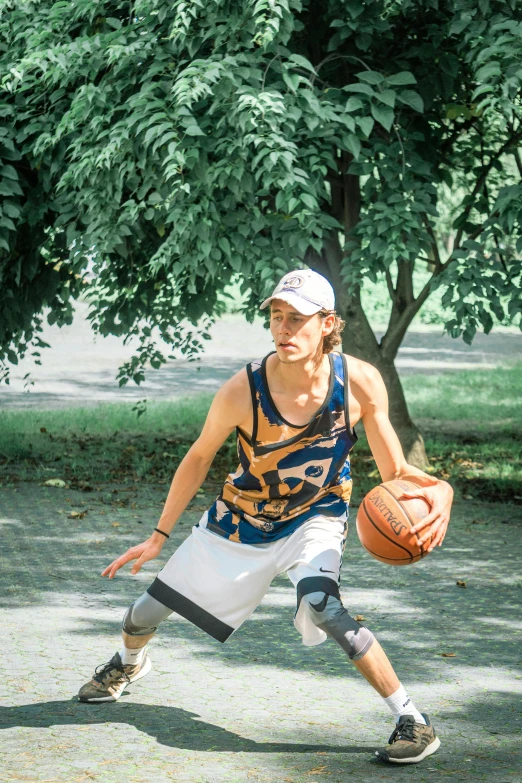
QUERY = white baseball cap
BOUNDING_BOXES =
[260,269,335,315]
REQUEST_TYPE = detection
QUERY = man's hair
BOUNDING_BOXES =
[319,310,345,353]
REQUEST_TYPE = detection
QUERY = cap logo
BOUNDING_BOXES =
[281,274,304,290]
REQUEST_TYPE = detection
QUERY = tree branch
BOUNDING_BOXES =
[385,267,396,303]
[493,233,510,275]
[380,268,440,361]
[421,214,442,270]
[310,53,371,87]
[454,128,522,250]
[395,258,414,309]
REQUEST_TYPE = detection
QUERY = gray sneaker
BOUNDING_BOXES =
[375,713,441,764]
[77,651,152,703]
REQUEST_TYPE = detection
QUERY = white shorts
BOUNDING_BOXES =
[146,511,347,646]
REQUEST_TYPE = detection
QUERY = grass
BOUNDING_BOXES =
[405,364,521,428]
[0,364,520,505]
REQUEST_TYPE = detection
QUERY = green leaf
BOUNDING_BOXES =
[0,216,16,231]
[0,165,18,180]
[462,326,476,345]
[344,83,375,96]
[345,97,364,112]
[218,236,231,255]
[356,70,384,85]
[376,89,396,107]
[282,71,301,93]
[301,193,317,210]
[275,190,285,210]
[105,17,122,30]
[449,15,472,36]
[2,202,21,219]
[357,117,374,137]
[385,71,417,86]
[345,134,361,159]
[475,62,501,81]
[185,125,206,136]
[398,90,424,112]
[148,192,163,204]
[289,53,317,75]
[371,103,394,132]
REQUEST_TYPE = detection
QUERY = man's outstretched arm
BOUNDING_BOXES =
[101,369,251,578]
[357,363,453,552]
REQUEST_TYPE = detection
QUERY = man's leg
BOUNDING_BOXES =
[351,637,399,696]
[297,584,440,763]
[79,512,275,702]
[78,592,172,703]
[119,592,171,664]
[282,517,440,764]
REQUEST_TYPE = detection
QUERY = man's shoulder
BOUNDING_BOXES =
[205,367,252,432]
[219,366,251,399]
[342,353,381,386]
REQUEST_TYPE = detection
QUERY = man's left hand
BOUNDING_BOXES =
[400,480,454,552]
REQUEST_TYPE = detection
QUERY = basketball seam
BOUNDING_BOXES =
[362,543,415,562]
[361,498,413,562]
[380,484,426,555]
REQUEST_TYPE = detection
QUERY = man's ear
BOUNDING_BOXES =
[322,314,335,335]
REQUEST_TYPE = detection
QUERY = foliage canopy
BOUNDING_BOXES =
[1,0,521,405]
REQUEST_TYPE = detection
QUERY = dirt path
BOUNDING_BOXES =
[1,481,521,782]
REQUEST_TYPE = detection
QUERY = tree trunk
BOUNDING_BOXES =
[339,290,429,469]
[373,356,428,468]
[306,155,429,467]
[306,220,429,468]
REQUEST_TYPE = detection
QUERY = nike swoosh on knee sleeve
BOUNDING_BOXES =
[310,595,329,612]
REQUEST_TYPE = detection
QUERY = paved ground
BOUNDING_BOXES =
[1,482,521,783]
[1,301,521,409]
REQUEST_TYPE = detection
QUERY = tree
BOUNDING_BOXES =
[1,0,521,465]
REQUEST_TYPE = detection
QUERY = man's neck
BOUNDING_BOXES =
[271,348,329,393]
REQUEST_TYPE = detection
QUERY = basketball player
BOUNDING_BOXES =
[78,269,453,764]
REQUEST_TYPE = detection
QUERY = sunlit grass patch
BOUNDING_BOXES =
[403,363,522,428]
[0,394,213,444]
[0,365,520,503]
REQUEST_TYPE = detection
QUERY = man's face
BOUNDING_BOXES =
[269,299,334,362]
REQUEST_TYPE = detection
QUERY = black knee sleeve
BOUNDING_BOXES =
[296,577,374,661]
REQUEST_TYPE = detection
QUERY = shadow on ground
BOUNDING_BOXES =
[2,485,522,685]
[0,699,370,754]
[2,484,522,782]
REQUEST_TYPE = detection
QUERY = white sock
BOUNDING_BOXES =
[119,644,148,666]
[384,684,426,724]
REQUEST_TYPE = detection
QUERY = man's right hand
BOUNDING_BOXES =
[101,533,166,579]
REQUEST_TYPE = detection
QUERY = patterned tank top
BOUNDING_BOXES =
[206,351,358,544]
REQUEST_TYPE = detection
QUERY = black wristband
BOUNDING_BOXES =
[154,527,170,539]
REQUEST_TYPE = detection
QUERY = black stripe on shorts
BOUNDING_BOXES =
[147,577,234,643]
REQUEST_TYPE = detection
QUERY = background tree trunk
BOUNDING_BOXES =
[306,155,429,468]
[339,289,429,469]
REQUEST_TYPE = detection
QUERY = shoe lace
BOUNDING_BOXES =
[389,718,417,744]
[93,658,130,685]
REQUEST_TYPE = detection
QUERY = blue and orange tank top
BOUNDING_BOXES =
[206,351,358,544]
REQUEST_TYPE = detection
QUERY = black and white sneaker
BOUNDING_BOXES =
[375,713,441,764]
[77,651,152,703]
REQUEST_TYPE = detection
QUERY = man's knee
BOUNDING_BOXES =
[122,593,170,636]
[297,577,375,661]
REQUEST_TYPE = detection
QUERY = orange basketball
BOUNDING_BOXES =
[356,480,432,566]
